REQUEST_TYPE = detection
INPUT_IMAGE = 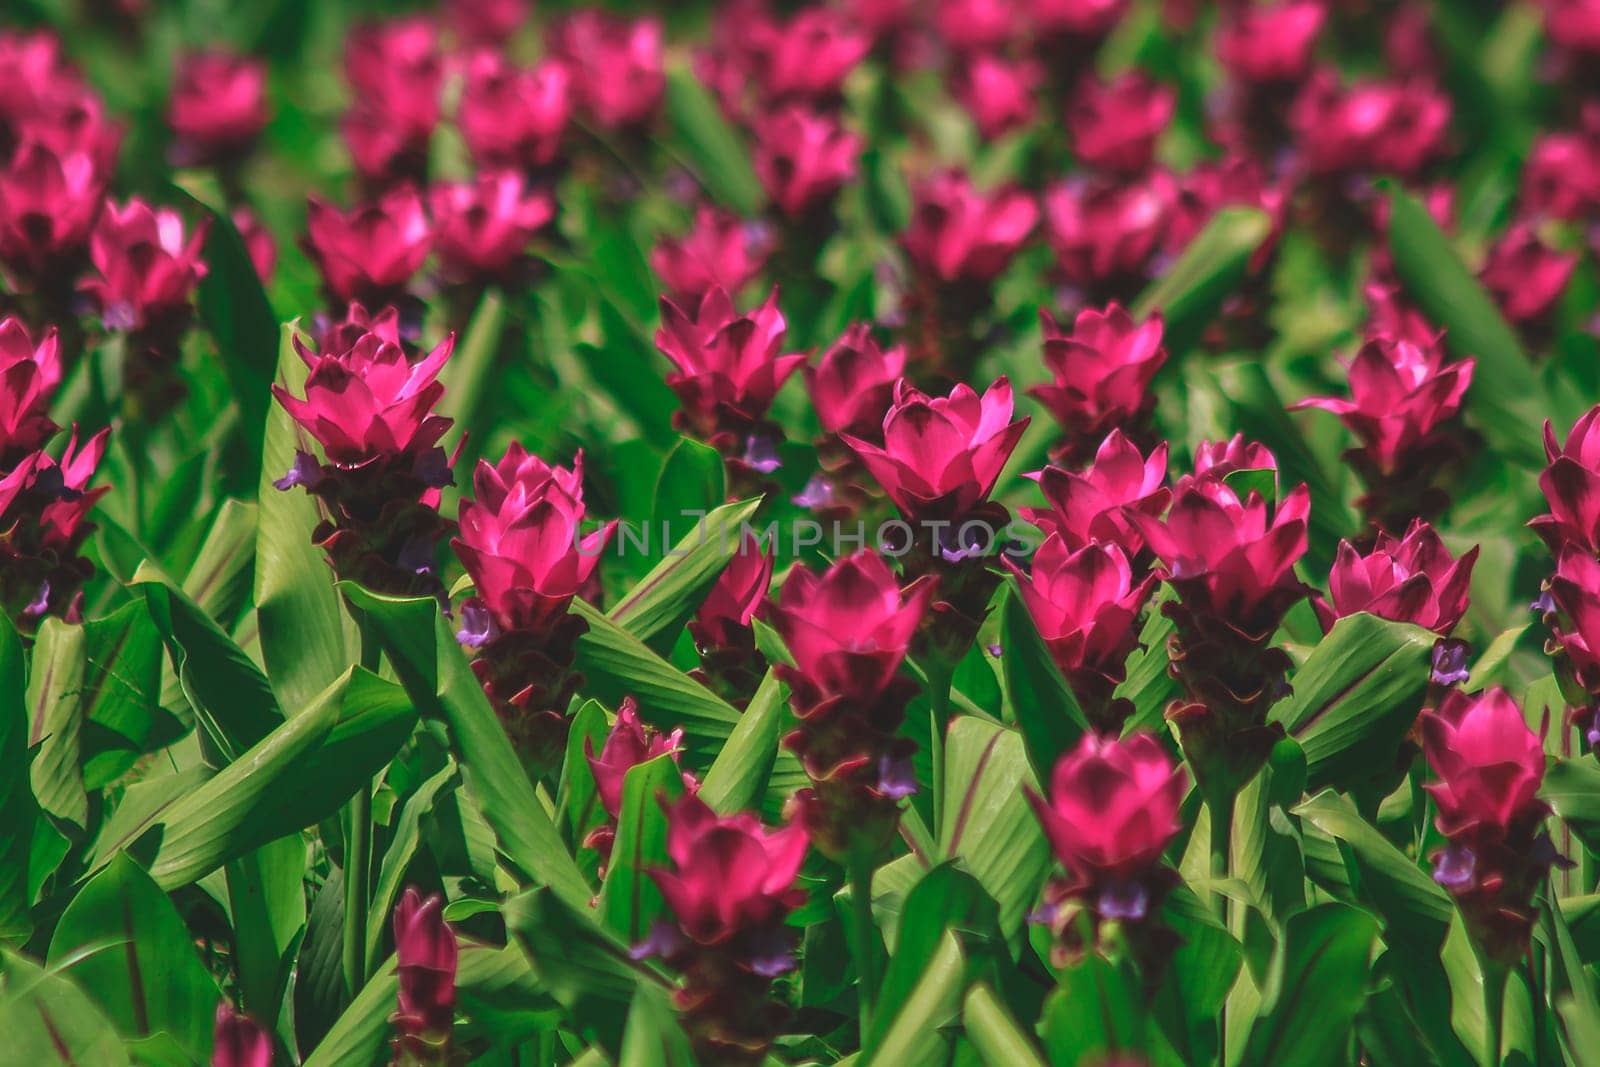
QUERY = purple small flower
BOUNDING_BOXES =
[23,581,49,617]
[1430,638,1471,687]
[876,753,918,799]
[1096,880,1149,921]
[273,450,325,491]
[1531,589,1556,615]
[791,472,836,511]
[742,433,782,474]
[629,920,687,961]
[454,600,498,648]
[743,928,796,977]
[414,446,455,489]
[1432,844,1476,889]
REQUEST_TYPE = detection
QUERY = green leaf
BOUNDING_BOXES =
[662,62,761,215]
[1269,612,1434,791]
[0,948,129,1066]
[1545,758,1600,853]
[26,618,89,831]
[1132,207,1272,355]
[255,322,350,713]
[598,754,686,944]
[862,931,970,1067]
[80,601,167,789]
[1043,954,1146,1064]
[0,619,37,945]
[1153,886,1243,1066]
[47,853,219,1059]
[341,586,592,909]
[963,982,1047,1067]
[561,700,611,866]
[618,983,697,1067]
[366,762,454,974]
[1382,185,1546,467]
[1117,587,1180,735]
[224,833,306,1024]
[438,289,509,445]
[181,498,257,626]
[999,586,1088,783]
[699,668,785,815]
[1238,903,1379,1067]
[294,870,346,1057]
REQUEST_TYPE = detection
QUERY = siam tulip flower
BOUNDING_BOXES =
[302,187,431,309]
[807,324,907,439]
[429,170,553,284]
[1532,405,1600,556]
[1479,222,1578,327]
[551,12,665,130]
[457,53,573,174]
[82,198,209,336]
[1168,155,1285,260]
[1383,3,1439,76]
[1031,0,1131,38]
[752,8,871,106]
[0,426,110,626]
[1215,1,1325,84]
[341,18,443,184]
[231,207,277,283]
[0,142,107,284]
[1066,73,1175,175]
[1546,0,1600,55]
[1321,520,1478,636]
[211,1003,272,1067]
[445,0,530,43]
[952,53,1041,142]
[690,538,775,705]
[654,287,805,467]
[391,888,457,1065]
[901,171,1038,285]
[0,317,62,463]
[842,377,1029,528]
[583,697,686,869]
[1421,688,1557,961]
[1520,123,1600,222]
[168,51,267,165]
[1364,283,1439,350]
[651,206,771,303]
[1030,303,1166,464]
[761,551,933,857]
[752,106,863,220]
[640,794,807,1065]
[1545,547,1600,704]
[1044,172,1175,298]
[935,0,1020,52]
[1006,537,1157,728]
[846,0,916,40]
[1290,72,1452,179]
[1025,430,1170,553]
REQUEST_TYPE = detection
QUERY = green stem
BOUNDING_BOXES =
[1208,789,1235,1058]
[343,619,381,998]
[847,857,882,1043]
[928,668,953,838]
[1479,957,1507,1067]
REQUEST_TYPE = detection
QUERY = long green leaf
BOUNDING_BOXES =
[999,586,1087,783]
[599,754,686,944]
[1133,207,1272,355]
[1238,903,1378,1067]
[26,618,88,831]
[699,668,785,815]
[662,63,761,215]
[0,948,129,1066]
[0,619,36,945]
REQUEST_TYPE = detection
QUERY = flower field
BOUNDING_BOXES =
[5,0,1600,1064]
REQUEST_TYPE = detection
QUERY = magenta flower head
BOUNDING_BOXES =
[168,51,267,165]
[806,323,907,439]
[1027,731,1185,937]
[82,199,208,335]
[655,287,806,447]
[690,538,775,655]
[0,142,108,282]
[1292,73,1452,178]
[1066,73,1175,175]
[446,0,530,43]
[1421,688,1547,852]
[583,697,687,868]
[1291,333,1473,476]
[1030,303,1166,463]
[429,169,553,284]
[552,12,665,130]
[1026,430,1171,553]
[0,317,62,464]
[1546,0,1600,55]
[343,16,443,139]
[302,186,430,309]
[1322,520,1478,635]
[652,206,771,303]
[1545,547,1600,699]
[902,171,1037,285]
[752,105,863,219]
[754,8,870,106]
[842,377,1029,526]
[231,208,276,283]
[1007,537,1157,727]
[1532,405,1600,556]
[391,887,457,1060]
[1521,125,1600,222]
[1216,0,1325,84]
[1044,172,1175,296]
[0,426,110,625]
[457,52,573,173]
[1479,221,1578,327]
[935,0,1020,52]
[211,1003,272,1067]
[1031,0,1131,38]
[952,53,1041,142]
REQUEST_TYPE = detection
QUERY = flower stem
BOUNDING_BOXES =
[343,617,380,998]
[847,857,882,1043]
[1208,788,1235,1058]
[928,667,953,837]
[1475,949,1507,1067]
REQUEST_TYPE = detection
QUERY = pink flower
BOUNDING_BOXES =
[1546,547,1600,695]
[842,377,1029,524]
[82,199,209,332]
[168,52,267,163]
[902,171,1038,284]
[650,793,808,947]
[0,317,62,460]
[691,540,775,653]
[457,52,573,172]
[211,1003,272,1067]
[273,327,453,465]
[1479,222,1578,325]
[935,0,1020,52]
[1067,73,1175,175]
[1027,732,1185,885]
[552,12,665,129]
[754,8,870,104]
[651,206,771,302]
[392,888,457,1043]
[1521,120,1600,221]
[585,697,685,820]
[1291,72,1452,178]
[231,207,277,283]
[33,426,111,554]
[445,0,530,43]
[1128,478,1311,633]
[1030,0,1131,37]
[343,17,443,140]
[1044,172,1175,290]
[1025,430,1170,551]
[1290,334,1473,475]
[1323,520,1477,634]
[302,187,430,306]
[952,53,1041,141]
[0,142,107,278]
[1188,434,1278,484]
[763,550,933,704]
[453,445,614,638]
[1421,688,1546,842]
[753,106,863,218]
[806,323,907,437]
[429,169,553,282]
[1006,537,1157,714]
[1216,1,1325,84]
[1546,0,1600,54]
[1030,303,1166,451]
[1532,405,1600,555]
[1364,283,1439,349]
[654,288,806,438]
